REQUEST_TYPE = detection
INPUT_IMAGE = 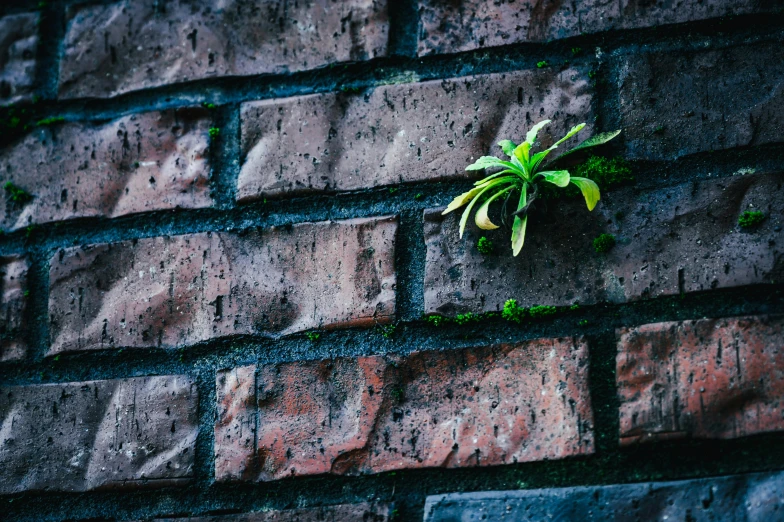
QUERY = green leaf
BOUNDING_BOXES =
[512,141,531,165]
[498,140,517,157]
[442,186,485,215]
[553,123,586,148]
[538,170,571,187]
[466,156,513,171]
[560,129,622,158]
[475,185,514,230]
[525,120,551,145]
[473,169,518,185]
[529,123,586,172]
[570,177,601,210]
[511,188,528,256]
[459,179,514,237]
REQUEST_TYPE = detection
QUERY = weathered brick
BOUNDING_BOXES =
[59,0,389,99]
[418,0,774,55]
[0,12,38,105]
[152,503,392,521]
[424,171,784,316]
[423,471,784,521]
[617,315,784,445]
[238,69,592,201]
[49,217,396,354]
[0,375,198,494]
[0,255,28,362]
[0,108,212,232]
[215,338,593,482]
[619,42,784,160]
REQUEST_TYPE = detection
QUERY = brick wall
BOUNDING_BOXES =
[1,1,783,521]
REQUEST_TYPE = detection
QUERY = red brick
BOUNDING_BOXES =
[238,69,592,201]
[424,172,784,316]
[215,338,594,482]
[152,503,392,521]
[48,217,396,354]
[0,12,38,105]
[617,315,784,445]
[0,255,29,362]
[0,375,198,494]
[59,0,389,99]
[0,108,212,232]
[619,42,784,160]
[418,0,773,55]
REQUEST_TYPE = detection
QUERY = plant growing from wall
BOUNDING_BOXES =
[442,120,620,255]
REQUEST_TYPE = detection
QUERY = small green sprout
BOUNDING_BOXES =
[653,125,665,134]
[454,312,479,325]
[208,127,220,138]
[502,299,526,323]
[35,116,65,127]
[588,70,597,79]
[388,187,399,194]
[4,182,33,204]
[536,61,549,68]
[414,193,424,200]
[201,102,216,109]
[529,305,556,318]
[571,47,583,55]
[426,315,447,327]
[378,323,396,339]
[477,236,494,255]
[23,289,30,297]
[593,233,616,253]
[579,319,589,326]
[569,303,580,311]
[305,331,321,342]
[738,210,765,229]
[443,120,621,255]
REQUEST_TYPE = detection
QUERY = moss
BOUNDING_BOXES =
[454,312,480,325]
[738,210,765,229]
[588,70,597,79]
[36,116,65,127]
[414,193,423,200]
[569,303,580,311]
[208,127,220,139]
[201,102,216,109]
[305,331,321,342]
[571,47,583,55]
[4,182,33,205]
[377,323,396,339]
[529,305,556,318]
[426,315,448,327]
[502,299,526,323]
[574,156,634,188]
[340,86,362,94]
[477,236,494,255]
[536,61,549,68]
[579,319,589,326]
[593,233,616,253]
[388,187,399,194]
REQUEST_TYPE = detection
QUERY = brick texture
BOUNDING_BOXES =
[48,217,396,354]
[152,503,392,521]
[59,0,389,99]
[617,315,784,445]
[215,338,593,482]
[423,471,784,521]
[0,375,198,494]
[0,12,38,105]
[237,69,592,201]
[0,108,212,232]
[0,255,28,362]
[619,42,784,160]
[424,172,784,316]
[418,0,772,55]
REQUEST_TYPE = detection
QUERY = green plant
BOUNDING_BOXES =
[426,315,447,327]
[529,305,556,318]
[569,303,580,311]
[738,210,765,229]
[574,156,633,187]
[593,233,616,253]
[414,193,424,200]
[305,331,321,342]
[443,120,620,255]
[378,323,396,338]
[536,61,549,68]
[502,299,526,323]
[477,236,493,255]
[579,319,589,326]
[36,116,65,127]
[571,47,583,55]
[208,127,220,138]
[201,102,216,109]
[388,187,399,194]
[454,312,480,325]
[4,182,33,204]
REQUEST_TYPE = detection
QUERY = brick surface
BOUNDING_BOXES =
[423,471,784,521]
[215,338,593,482]
[0,255,28,362]
[418,0,773,55]
[0,12,38,105]
[618,315,784,445]
[59,0,389,99]
[0,375,198,494]
[238,69,592,201]
[0,108,212,232]
[49,217,396,354]
[153,503,392,521]
[619,42,784,160]
[424,171,784,316]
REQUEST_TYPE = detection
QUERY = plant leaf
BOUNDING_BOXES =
[475,186,514,230]
[474,169,517,185]
[525,120,551,145]
[559,129,622,158]
[466,156,512,171]
[498,140,517,157]
[459,179,515,237]
[553,123,586,148]
[511,188,528,256]
[442,186,485,215]
[529,123,587,172]
[512,141,531,165]
[539,170,571,187]
[570,176,601,210]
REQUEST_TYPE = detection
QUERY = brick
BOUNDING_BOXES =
[0,108,212,232]
[59,0,389,99]
[423,471,784,521]
[418,0,774,55]
[424,171,784,316]
[618,42,784,160]
[617,315,784,445]
[238,69,592,201]
[0,255,29,362]
[215,338,593,482]
[153,503,392,521]
[0,12,38,105]
[0,375,198,494]
[49,217,396,354]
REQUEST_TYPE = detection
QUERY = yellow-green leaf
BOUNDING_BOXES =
[539,170,570,187]
[459,180,512,237]
[570,176,601,211]
[442,186,484,215]
[475,186,514,230]
[511,189,528,256]
[525,120,551,145]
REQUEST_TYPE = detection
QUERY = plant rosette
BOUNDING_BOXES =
[442,120,620,256]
